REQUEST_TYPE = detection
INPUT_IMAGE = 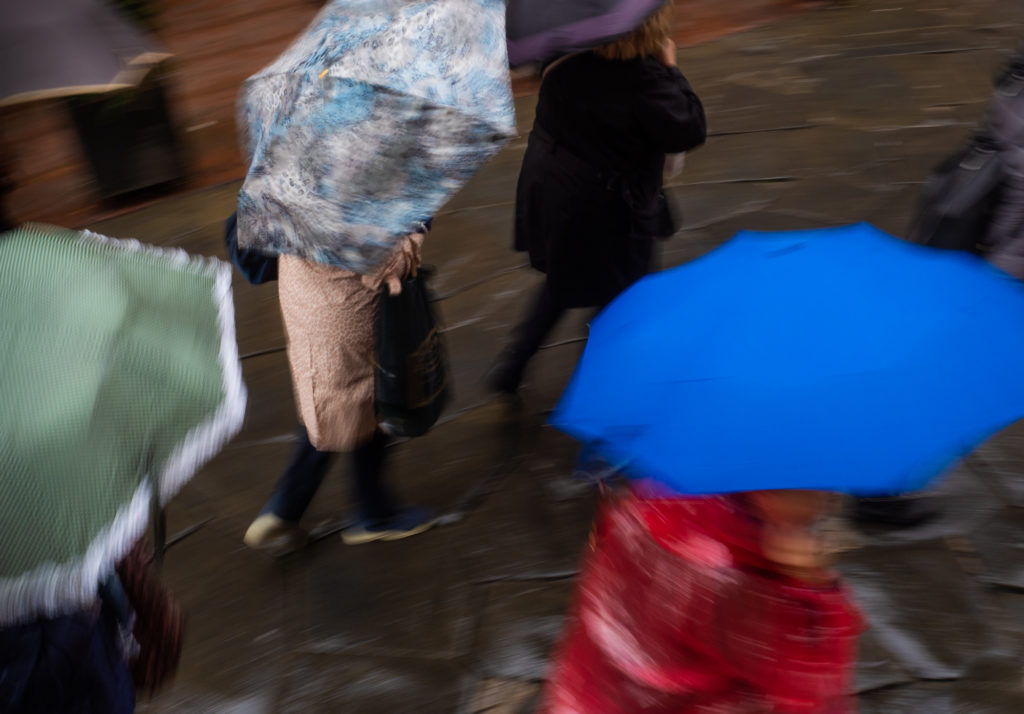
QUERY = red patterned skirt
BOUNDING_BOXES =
[539,492,862,713]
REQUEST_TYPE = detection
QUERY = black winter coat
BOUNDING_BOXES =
[514,51,706,307]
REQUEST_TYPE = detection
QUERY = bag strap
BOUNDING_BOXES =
[150,484,166,569]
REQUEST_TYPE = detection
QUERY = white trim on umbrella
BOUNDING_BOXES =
[0,227,247,626]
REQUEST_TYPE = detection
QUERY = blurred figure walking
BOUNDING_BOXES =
[978,45,1024,277]
[237,0,516,554]
[539,487,862,713]
[244,231,439,554]
[488,4,706,394]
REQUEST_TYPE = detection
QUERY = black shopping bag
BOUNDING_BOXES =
[907,133,1004,254]
[375,268,451,437]
[224,212,278,284]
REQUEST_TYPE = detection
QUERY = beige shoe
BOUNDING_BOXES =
[243,514,308,556]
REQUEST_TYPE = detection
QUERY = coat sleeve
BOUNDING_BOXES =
[637,65,708,154]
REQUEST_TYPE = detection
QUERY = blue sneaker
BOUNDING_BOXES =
[341,506,438,545]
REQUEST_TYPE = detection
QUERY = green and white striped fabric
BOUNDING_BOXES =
[0,225,246,625]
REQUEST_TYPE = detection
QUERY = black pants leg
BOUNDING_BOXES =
[261,426,397,523]
[491,282,567,393]
[351,428,397,523]
[260,425,334,522]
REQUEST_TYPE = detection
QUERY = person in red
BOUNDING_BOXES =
[539,487,862,713]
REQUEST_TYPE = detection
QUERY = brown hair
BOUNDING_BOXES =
[594,2,673,61]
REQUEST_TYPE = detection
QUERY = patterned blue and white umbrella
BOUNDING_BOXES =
[237,0,515,274]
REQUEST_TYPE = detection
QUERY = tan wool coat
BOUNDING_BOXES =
[277,235,422,452]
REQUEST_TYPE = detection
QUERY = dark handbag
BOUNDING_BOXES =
[375,267,450,438]
[223,212,278,284]
[115,537,185,695]
[652,190,680,240]
[907,132,1005,253]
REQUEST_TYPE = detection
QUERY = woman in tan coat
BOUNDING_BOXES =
[244,229,437,555]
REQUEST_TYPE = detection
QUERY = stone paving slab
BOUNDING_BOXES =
[969,509,1024,591]
[423,205,523,299]
[86,182,239,246]
[456,458,595,582]
[278,654,466,714]
[291,527,475,659]
[138,527,290,713]
[467,679,541,714]
[853,466,1004,547]
[388,402,536,519]
[232,283,286,359]
[441,142,528,216]
[473,581,575,681]
[169,440,295,541]
[853,628,913,694]
[974,422,1024,507]
[232,350,297,443]
[991,590,1024,653]
[837,542,998,679]
[749,176,901,226]
[951,654,1024,713]
[858,681,955,713]
[683,125,882,183]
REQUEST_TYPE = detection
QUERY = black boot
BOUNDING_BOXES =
[486,348,529,395]
[852,496,938,527]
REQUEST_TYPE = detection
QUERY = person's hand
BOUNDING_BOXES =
[761,525,831,585]
[658,39,678,67]
[748,490,835,585]
[361,231,425,295]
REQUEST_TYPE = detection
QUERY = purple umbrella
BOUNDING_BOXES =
[506,0,670,67]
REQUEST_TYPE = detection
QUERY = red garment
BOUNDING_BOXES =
[539,491,862,714]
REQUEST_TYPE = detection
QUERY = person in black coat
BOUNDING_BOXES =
[488,4,707,394]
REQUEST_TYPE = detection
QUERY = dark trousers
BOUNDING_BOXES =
[500,282,567,389]
[0,602,135,714]
[260,425,396,524]
[496,282,615,392]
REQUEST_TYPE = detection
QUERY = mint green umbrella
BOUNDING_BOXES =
[0,225,246,625]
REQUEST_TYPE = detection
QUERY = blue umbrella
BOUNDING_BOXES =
[551,223,1024,496]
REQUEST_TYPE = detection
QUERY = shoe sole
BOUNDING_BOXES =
[341,518,438,545]
[243,535,308,557]
[243,526,308,557]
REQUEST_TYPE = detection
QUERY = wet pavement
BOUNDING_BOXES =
[3,0,809,229]
[78,0,1024,711]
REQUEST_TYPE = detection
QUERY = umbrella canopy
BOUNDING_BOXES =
[0,0,171,106]
[237,0,515,274]
[552,223,1024,496]
[506,0,669,67]
[0,225,246,625]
